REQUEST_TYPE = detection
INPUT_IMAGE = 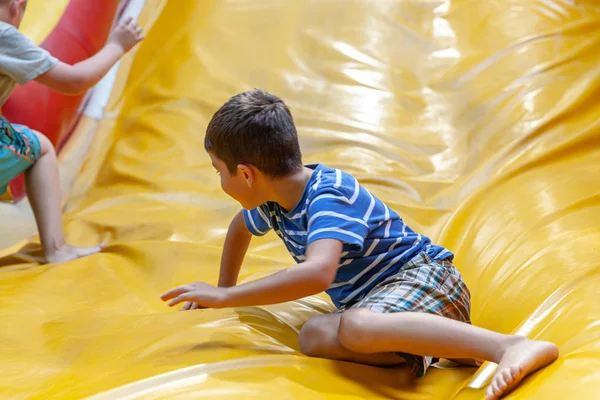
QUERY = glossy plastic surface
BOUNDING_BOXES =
[1,0,599,398]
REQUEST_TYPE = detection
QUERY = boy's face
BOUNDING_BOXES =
[208,152,263,210]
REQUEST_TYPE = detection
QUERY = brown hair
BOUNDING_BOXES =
[205,89,303,176]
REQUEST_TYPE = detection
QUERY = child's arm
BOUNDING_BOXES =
[222,238,342,306]
[35,17,143,95]
[180,210,253,310]
[161,239,342,308]
[218,210,253,287]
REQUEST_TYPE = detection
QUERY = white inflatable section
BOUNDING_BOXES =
[84,0,147,120]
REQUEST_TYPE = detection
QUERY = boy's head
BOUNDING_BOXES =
[0,0,27,28]
[206,89,303,209]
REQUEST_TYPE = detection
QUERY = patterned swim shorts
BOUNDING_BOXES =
[0,116,41,194]
[342,251,471,378]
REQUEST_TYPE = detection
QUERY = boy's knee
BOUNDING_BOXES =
[338,308,374,352]
[298,319,323,356]
[298,317,335,357]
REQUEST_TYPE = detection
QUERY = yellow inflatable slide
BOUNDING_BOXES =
[1,0,599,398]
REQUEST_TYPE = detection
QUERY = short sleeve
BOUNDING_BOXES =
[243,205,272,236]
[306,189,370,251]
[0,25,58,85]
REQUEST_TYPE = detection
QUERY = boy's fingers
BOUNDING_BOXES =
[168,293,192,307]
[180,301,204,311]
[160,286,188,301]
[120,17,132,28]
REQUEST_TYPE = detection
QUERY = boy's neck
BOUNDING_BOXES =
[264,166,315,212]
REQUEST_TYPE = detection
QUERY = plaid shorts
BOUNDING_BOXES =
[343,251,471,377]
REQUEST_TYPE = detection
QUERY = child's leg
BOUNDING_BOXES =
[25,131,104,263]
[337,308,558,400]
[299,312,405,367]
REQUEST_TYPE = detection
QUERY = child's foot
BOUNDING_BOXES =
[486,337,558,400]
[45,243,105,263]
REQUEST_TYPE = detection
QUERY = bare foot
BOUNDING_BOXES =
[486,337,559,400]
[45,243,105,263]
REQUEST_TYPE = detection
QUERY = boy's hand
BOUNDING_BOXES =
[180,301,203,311]
[160,281,228,309]
[108,17,144,53]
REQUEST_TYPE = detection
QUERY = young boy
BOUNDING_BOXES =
[0,0,144,262]
[160,90,558,399]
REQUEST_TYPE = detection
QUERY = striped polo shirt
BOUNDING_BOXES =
[243,163,453,309]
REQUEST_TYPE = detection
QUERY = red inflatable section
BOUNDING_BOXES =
[2,0,120,200]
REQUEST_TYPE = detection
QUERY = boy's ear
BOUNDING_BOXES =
[11,0,26,17]
[237,164,254,186]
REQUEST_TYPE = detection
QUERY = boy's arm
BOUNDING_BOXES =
[218,210,253,287]
[161,239,342,308]
[35,17,143,95]
[222,238,342,306]
[180,210,252,311]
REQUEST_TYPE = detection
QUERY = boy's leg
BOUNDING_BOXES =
[25,130,104,263]
[298,312,405,367]
[337,308,558,400]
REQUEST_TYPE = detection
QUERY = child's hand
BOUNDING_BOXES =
[180,301,204,311]
[160,281,228,309]
[108,17,144,53]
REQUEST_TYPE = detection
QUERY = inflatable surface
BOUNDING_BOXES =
[1,0,599,398]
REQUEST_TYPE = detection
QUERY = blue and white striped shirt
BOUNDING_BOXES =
[243,164,453,309]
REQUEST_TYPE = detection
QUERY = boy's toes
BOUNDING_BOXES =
[486,367,522,400]
[500,369,514,387]
[486,380,498,400]
[510,366,520,380]
[94,243,106,252]
[487,374,509,400]
[76,244,105,257]
[496,373,508,391]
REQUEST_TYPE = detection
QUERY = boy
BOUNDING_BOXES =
[0,0,144,263]
[160,90,558,399]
